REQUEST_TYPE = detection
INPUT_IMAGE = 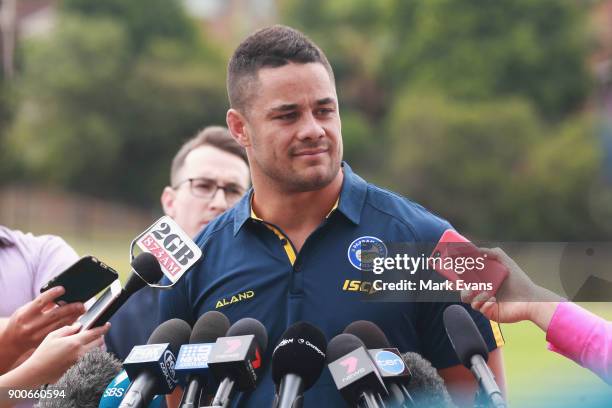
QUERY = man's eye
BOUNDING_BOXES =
[193,181,215,191]
[276,112,298,120]
[317,108,334,115]
[227,187,245,196]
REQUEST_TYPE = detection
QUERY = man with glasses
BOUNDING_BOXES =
[104,126,249,360]
[160,126,250,238]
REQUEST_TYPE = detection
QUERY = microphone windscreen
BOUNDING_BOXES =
[190,311,230,343]
[272,322,327,390]
[226,317,268,353]
[343,320,391,349]
[124,253,163,294]
[147,318,192,355]
[402,352,456,408]
[325,333,365,364]
[34,348,122,408]
[443,304,489,367]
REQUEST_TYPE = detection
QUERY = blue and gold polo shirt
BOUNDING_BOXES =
[159,162,504,407]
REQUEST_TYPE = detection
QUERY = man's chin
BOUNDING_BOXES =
[290,166,339,191]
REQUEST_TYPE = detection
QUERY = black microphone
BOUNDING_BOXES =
[178,311,230,408]
[271,322,327,408]
[443,305,506,408]
[34,348,123,408]
[326,333,387,408]
[207,317,268,407]
[344,321,412,407]
[80,253,164,329]
[119,318,192,408]
[401,352,456,408]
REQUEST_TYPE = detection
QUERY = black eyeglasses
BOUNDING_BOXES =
[173,177,246,204]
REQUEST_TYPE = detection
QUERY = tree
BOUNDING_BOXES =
[383,0,591,119]
[6,11,228,205]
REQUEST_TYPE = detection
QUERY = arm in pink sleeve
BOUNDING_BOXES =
[546,301,612,384]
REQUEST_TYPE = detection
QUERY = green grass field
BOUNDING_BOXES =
[63,234,612,407]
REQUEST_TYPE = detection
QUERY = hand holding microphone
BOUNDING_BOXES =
[0,321,110,393]
[34,347,122,408]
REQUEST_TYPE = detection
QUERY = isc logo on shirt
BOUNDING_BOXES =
[342,280,378,294]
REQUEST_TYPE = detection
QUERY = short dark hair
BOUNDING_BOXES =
[227,25,335,113]
[170,126,248,186]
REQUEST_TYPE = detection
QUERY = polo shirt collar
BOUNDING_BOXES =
[336,162,367,225]
[232,161,367,236]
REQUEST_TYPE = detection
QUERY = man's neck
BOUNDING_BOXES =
[251,170,343,239]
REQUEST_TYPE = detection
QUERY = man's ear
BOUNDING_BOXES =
[161,186,176,218]
[227,108,251,148]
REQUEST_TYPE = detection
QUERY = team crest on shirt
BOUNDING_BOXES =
[347,236,387,271]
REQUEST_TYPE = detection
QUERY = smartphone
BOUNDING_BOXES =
[78,279,123,330]
[429,229,508,294]
[40,256,119,304]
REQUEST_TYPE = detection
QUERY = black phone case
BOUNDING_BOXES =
[40,256,119,304]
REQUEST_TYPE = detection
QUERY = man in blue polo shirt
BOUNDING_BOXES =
[160,25,505,407]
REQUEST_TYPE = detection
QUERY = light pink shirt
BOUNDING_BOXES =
[547,301,612,384]
[0,226,78,316]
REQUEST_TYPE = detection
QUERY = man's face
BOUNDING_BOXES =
[161,145,250,237]
[241,62,342,192]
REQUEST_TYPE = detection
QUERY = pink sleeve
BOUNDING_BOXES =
[546,302,612,384]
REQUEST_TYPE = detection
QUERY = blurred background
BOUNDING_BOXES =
[1,0,612,406]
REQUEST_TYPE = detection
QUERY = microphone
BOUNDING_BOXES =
[326,333,387,408]
[98,370,163,408]
[119,318,192,408]
[443,305,506,408]
[344,321,412,407]
[34,348,122,408]
[79,253,164,330]
[206,317,268,407]
[401,352,456,408]
[271,322,327,408]
[176,311,230,408]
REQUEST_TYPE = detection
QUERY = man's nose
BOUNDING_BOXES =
[208,188,229,212]
[296,111,325,141]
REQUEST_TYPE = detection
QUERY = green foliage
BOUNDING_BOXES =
[280,0,602,239]
[61,0,196,53]
[0,0,603,240]
[383,0,591,119]
[7,12,227,204]
[385,91,538,238]
[385,90,602,239]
